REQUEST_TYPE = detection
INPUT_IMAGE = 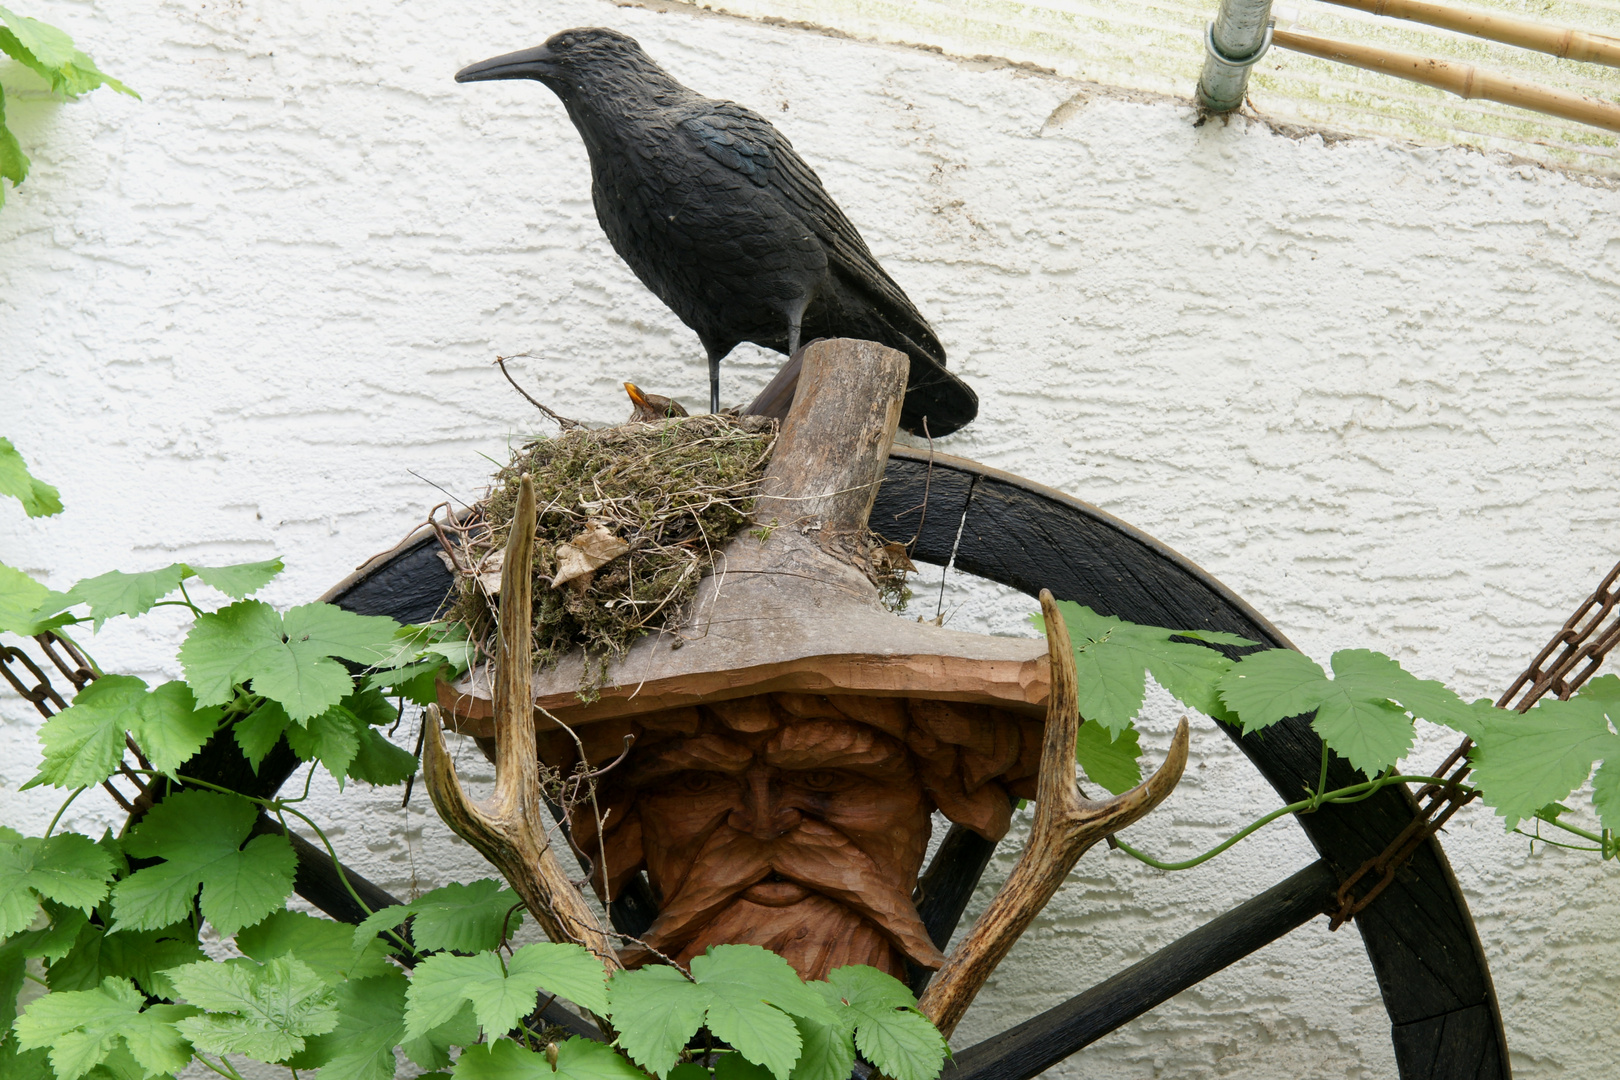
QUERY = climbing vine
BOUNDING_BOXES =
[1042,599,1619,864]
[0,6,136,208]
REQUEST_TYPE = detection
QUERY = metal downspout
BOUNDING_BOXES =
[1197,0,1277,111]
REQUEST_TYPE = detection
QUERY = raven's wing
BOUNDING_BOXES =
[678,101,947,364]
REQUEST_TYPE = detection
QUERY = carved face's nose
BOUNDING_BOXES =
[728,766,801,840]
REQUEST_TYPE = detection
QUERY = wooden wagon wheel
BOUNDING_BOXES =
[289,440,1506,1080]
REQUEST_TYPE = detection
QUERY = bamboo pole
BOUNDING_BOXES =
[1273,27,1620,133]
[1320,0,1620,68]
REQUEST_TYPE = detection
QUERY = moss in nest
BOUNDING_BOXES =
[449,413,778,694]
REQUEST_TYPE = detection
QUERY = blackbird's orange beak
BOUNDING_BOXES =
[625,382,652,410]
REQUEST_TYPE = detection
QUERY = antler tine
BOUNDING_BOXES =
[917,589,1189,1038]
[422,474,621,983]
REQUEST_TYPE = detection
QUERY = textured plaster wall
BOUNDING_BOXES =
[2,1,1619,1077]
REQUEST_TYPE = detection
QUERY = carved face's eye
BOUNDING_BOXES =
[795,770,846,792]
[674,772,721,795]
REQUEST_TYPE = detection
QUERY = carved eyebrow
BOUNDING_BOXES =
[763,743,910,773]
[628,735,753,784]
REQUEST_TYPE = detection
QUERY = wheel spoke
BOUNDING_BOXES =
[940,860,1338,1080]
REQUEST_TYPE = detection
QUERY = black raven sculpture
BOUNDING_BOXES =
[456,27,978,436]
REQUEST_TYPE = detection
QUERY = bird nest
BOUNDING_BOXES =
[442,413,779,696]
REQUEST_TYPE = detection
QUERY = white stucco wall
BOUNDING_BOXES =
[3,1,1619,1076]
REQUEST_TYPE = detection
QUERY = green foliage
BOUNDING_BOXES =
[0,832,114,939]
[1469,677,1620,829]
[605,946,927,1080]
[454,1036,650,1080]
[111,789,296,936]
[1033,601,1256,736]
[236,909,393,985]
[0,437,60,517]
[404,941,608,1041]
[0,7,136,207]
[167,955,337,1062]
[353,877,524,955]
[1073,718,1141,795]
[819,966,946,1080]
[0,561,72,636]
[12,976,193,1080]
[179,599,401,721]
[49,919,205,998]
[24,676,222,790]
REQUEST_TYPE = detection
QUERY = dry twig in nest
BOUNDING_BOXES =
[442,413,779,695]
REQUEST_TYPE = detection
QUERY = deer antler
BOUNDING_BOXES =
[422,473,621,978]
[917,589,1189,1038]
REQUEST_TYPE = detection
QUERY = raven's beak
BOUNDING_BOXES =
[455,45,558,83]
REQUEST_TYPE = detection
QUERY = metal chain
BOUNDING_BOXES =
[1329,555,1620,928]
[0,632,146,813]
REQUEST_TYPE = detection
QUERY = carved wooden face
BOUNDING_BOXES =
[552,692,1044,981]
[628,717,937,979]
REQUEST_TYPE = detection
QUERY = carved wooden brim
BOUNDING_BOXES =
[436,339,1052,774]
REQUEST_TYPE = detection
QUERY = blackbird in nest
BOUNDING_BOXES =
[456,27,978,436]
[624,381,688,422]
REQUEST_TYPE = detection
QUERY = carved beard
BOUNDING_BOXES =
[632,818,944,981]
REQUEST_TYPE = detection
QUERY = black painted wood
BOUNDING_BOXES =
[939,860,1340,1080]
[1391,1004,1507,1080]
[908,823,1001,997]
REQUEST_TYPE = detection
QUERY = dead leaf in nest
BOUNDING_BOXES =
[553,522,631,589]
[474,549,505,595]
[874,541,918,574]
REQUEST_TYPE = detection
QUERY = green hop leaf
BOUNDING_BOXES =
[1074,719,1141,795]
[1593,757,1620,833]
[349,726,420,785]
[6,899,89,963]
[353,879,524,956]
[40,565,187,630]
[0,832,114,938]
[1217,648,1418,776]
[0,6,137,98]
[787,1014,855,1080]
[1034,601,1253,736]
[454,1037,650,1080]
[13,976,194,1080]
[607,964,707,1078]
[169,955,338,1063]
[234,700,292,771]
[188,559,284,600]
[1472,683,1620,829]
[47,919,205,998]
[25,675,225,790]
[0,561,72,636]
[401,1000,480,1070]
[236,909,393,986]
[608,945,831,1080]
[179,600,400,721]
[290,972,408,1080]
[822,966,944,1080]
[406,942,608,1041]
[111,789,296,936]
[24,675,145,790]
[0,437,61,517]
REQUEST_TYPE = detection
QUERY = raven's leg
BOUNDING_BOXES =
[705,345,724,414]
[785,294,809,359]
